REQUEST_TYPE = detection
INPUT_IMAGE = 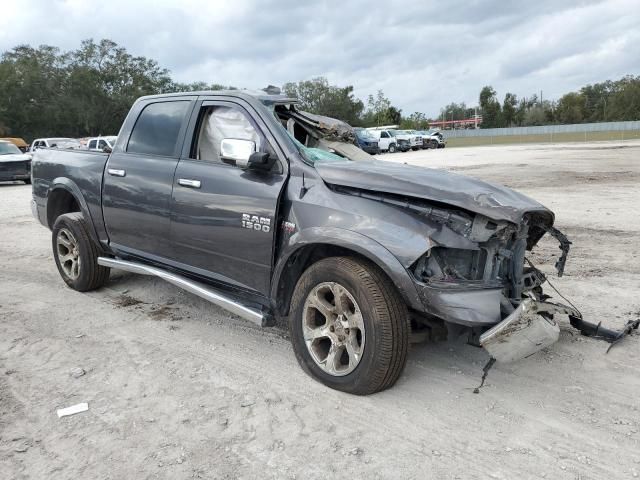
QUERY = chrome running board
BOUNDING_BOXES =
[98,257,268,327]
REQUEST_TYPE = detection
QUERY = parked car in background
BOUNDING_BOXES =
[353,129,379,154]
[0,137,29,153]
[420,129,446,149]
[29,138,82,152]
[86,136,118,152]
[395,130,422,151]
[406,130,423,149]
[0,140,31,183]
[367,129,398,153]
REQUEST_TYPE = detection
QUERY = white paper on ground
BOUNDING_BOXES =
[57,402,89,418]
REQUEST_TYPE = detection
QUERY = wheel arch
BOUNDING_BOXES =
[271,227,423,317]
[46,179,101,246]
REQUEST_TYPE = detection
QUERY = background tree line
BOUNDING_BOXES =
[0,39,404,140]
[0,39,236,140]
[475,76,640,128]
[1,38,638,140]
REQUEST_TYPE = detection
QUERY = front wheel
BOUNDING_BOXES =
[52,212,110,291]
[388,143,397,153]
[289,257,409,395]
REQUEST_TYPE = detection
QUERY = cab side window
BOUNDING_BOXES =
[381,131,389,138]
[88,140,97,149]
[191,105,278,171]
[127,101,190,157]
[98,140,107,149]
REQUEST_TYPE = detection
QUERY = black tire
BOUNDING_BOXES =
[430,140,438,149]
[24,178,31,185]
[388,143,397,153]
[52,212,110,292]
[289,256,409,395]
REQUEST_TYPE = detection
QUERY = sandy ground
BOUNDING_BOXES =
[1,140,639,479]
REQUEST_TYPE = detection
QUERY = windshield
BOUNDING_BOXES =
[355,129,375,140]
[0,142,22,155]
[285,132,349,165]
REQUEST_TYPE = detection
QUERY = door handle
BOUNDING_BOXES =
[178,178,201,189]
[107,168,126,177]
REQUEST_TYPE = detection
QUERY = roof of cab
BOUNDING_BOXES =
[137,89,298,106]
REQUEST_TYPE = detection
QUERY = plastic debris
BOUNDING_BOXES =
[57,402,89,418]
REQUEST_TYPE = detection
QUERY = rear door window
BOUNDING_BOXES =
[127,101,191,157]
[88,140,97,149]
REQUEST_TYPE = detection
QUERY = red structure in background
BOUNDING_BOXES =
[429,116,483,130]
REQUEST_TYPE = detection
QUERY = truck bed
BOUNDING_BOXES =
[32,148,109,238]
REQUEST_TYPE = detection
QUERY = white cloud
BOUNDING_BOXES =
[1,0,638,116]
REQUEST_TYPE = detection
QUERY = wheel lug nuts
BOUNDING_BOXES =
[329,325,334,332]
[345,328,350,334]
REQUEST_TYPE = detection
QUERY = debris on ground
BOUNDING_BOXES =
[57,402,89,418]
[69,367,86,378]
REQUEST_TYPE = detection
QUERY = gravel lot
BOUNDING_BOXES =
[1,140,639,479]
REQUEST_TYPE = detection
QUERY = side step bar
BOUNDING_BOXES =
[97,257,269,327]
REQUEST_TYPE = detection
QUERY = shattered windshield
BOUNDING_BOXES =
[286,132,349,164]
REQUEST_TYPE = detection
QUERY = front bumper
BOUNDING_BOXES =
[360,144,379,154]
[0,160,31,181]
[415,280,503,326]
[480,299,580,363]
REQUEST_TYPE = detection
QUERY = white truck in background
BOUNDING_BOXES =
[86,136,118,152]
[366,126,415,153]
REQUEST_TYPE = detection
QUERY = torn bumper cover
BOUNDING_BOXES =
[480,298,579,363]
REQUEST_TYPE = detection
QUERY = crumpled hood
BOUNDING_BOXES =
[315,159,553,224]
[0,153,31,163]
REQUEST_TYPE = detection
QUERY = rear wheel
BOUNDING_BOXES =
[289,257,409,395]
[52,212,110,291]
[24,178,31,185]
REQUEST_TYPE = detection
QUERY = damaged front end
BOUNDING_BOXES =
[404,199,578,363]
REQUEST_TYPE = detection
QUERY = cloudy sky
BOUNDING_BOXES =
[1,0,638,116]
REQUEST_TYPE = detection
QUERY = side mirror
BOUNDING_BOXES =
[103,146,113,153]
[220,138,255,167]
[247,152,275,172]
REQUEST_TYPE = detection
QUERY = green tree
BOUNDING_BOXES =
[502,93,518,127]
[556,92,584,124]
[479,86,502,128]
[400,111,429,130]
[282,77,364,126]
[606,75,640,121]
[0,44,68,139]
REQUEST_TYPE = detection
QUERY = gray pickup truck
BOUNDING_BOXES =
[31,89,584,394]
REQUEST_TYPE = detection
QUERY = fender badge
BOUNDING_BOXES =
[282,221,296,233]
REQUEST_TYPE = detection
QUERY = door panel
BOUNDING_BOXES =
[169,100,286,296]
[101,98,193,258]
[170,160,284,296]
[102,152,179,256]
